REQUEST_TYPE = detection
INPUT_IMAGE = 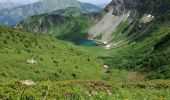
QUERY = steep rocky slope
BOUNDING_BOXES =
[89,9,129,43]
[94,0,170,79]
[89,0,170,44]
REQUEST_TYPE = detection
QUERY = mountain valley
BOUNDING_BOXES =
[0,0,170,99]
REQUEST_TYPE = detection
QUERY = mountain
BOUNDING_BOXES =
[98,3,108,8]
[0,0,80,26]
[80,2,102,13]
[0,1,21,10]
[51,2,102,14]
[52,7,82,16]
[89,0,170,79]
[16,9,102,41]
[0,0,101,26]
[89,0,170,43]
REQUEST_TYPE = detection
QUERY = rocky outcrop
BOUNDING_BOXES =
[89,9,130,43]
[105,0,126,15]
[89,0,131,43]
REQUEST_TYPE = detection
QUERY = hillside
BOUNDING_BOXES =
[0,26,103,81]
[16,11,103,42]
[87,0,170,79]
[17,0,170,79]
[80,2,102,13]
[0,25,170,99]
[52,7,82,16]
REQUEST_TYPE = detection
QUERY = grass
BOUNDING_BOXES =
[0,26,103,82]
[2,25,170,99]
[108,20,129,43]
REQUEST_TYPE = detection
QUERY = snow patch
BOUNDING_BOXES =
[105,44,111,48]
[147,14,154,18]
[127,11,130,17]
[141,14,154,23]
[147,15,152,18]
[105,43,118,49]
[103,41,108,44]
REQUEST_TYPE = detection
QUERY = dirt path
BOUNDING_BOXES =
[127,72,145,81]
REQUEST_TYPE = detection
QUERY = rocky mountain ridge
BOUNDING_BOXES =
[0,0,101,26]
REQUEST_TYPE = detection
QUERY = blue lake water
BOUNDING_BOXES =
[73,39,99,46]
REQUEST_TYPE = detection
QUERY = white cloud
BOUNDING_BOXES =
[0,0,39,4]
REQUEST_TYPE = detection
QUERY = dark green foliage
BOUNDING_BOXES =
[102,27,170,79]
[94,10,170,79]
[124,0,170,15]
[3,40,7,44]
[0,80,170,99]
[154,33,170,51]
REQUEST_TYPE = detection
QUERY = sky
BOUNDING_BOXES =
[0,0,39,4]
[0,0,112,5]
[78,0,112,5]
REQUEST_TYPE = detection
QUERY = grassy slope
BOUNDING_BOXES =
[2,20,170,100]
[0,26,103,82]
[3,25,170,100]
[18,13,97,42]
[52,7,82,16]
